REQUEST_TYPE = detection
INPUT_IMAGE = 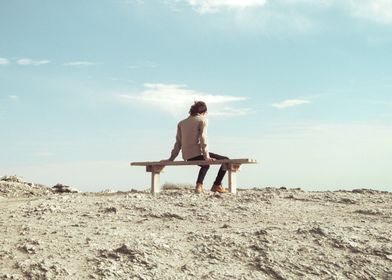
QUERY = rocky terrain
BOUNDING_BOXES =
[1,176,391,279]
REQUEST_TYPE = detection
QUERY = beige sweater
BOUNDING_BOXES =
[169,114,209,161]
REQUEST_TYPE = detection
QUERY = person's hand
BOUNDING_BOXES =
[205,157,216,163]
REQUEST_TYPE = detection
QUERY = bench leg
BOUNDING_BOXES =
[146,165,165,194]
[228,170,237,194]
[151,172,161,194]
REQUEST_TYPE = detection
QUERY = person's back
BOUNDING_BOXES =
[172,114,208,161]
[166,101,229,194]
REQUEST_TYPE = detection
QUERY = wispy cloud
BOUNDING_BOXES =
[127,61,159,70]
[119,83,248,116]
[63,61,98,66]
[17,58,50,66]
[347,0,392,24]
[180,0,392,27]
[0,57,10,65]
[8,95,19,101]
[272,99,310,109]
[188,0,267,13]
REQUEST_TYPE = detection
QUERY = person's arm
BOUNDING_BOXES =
[168,124,182,161]
[199,118,211,160]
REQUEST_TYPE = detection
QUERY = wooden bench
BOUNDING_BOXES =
[130,158,257,194]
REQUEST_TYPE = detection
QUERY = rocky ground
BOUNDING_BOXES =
[1,176,391,279]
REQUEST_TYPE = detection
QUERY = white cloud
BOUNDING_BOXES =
[278,0,330,5]
[233,6,316,34]
[119,83,248,116]
[188,0,267,13]
[63,61,98,66]
[0,57,10,65]
[272,99,310,109]
[348,0,392,24]
[181,0,392,27]
[128,61,158,70]
[17,58,50,66]
[8,95,19,101]
[270,1,392,25]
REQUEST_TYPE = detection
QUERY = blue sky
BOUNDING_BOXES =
[1,0,391,191]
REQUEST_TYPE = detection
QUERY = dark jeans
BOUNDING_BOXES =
[188,153,229,186]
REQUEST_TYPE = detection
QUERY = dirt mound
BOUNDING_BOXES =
[0,175,53,198]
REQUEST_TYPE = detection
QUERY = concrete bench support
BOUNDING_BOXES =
[224,163,241,194]
[146,165,165,194]
[131,158,257,194]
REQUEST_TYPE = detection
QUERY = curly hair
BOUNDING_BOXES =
[189,101,207,116]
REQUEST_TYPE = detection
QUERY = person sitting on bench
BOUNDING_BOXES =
[164,101,229,194]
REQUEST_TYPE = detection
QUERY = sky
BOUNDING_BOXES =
[1,0,391,192]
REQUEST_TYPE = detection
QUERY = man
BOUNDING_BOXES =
[165,101,229,194]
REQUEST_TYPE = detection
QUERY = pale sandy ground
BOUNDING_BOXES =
[1,178,392,280]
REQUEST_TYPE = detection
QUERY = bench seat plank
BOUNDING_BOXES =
[131,158,257,166]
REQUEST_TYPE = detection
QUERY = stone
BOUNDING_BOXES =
[52,184,79,193]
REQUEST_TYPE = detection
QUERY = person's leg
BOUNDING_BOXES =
[209,152,229,186]
[188,155,210,184]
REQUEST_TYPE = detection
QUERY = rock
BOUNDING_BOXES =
[18,244,36,254]
[309,226,328,236]
[352,188,383,194]
[149,212,185,220]
[339,198,357,204]
[0,175,23,183]
[100,189,115,193]
[355,209,384,216]
[162,183,193,190]
[103,207,117,214]
[15,259,69,279]
[254,229,268,236]
[52,184,79,193]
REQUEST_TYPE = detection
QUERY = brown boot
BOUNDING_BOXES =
[210,184,228,193]
[195,183,205,194]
